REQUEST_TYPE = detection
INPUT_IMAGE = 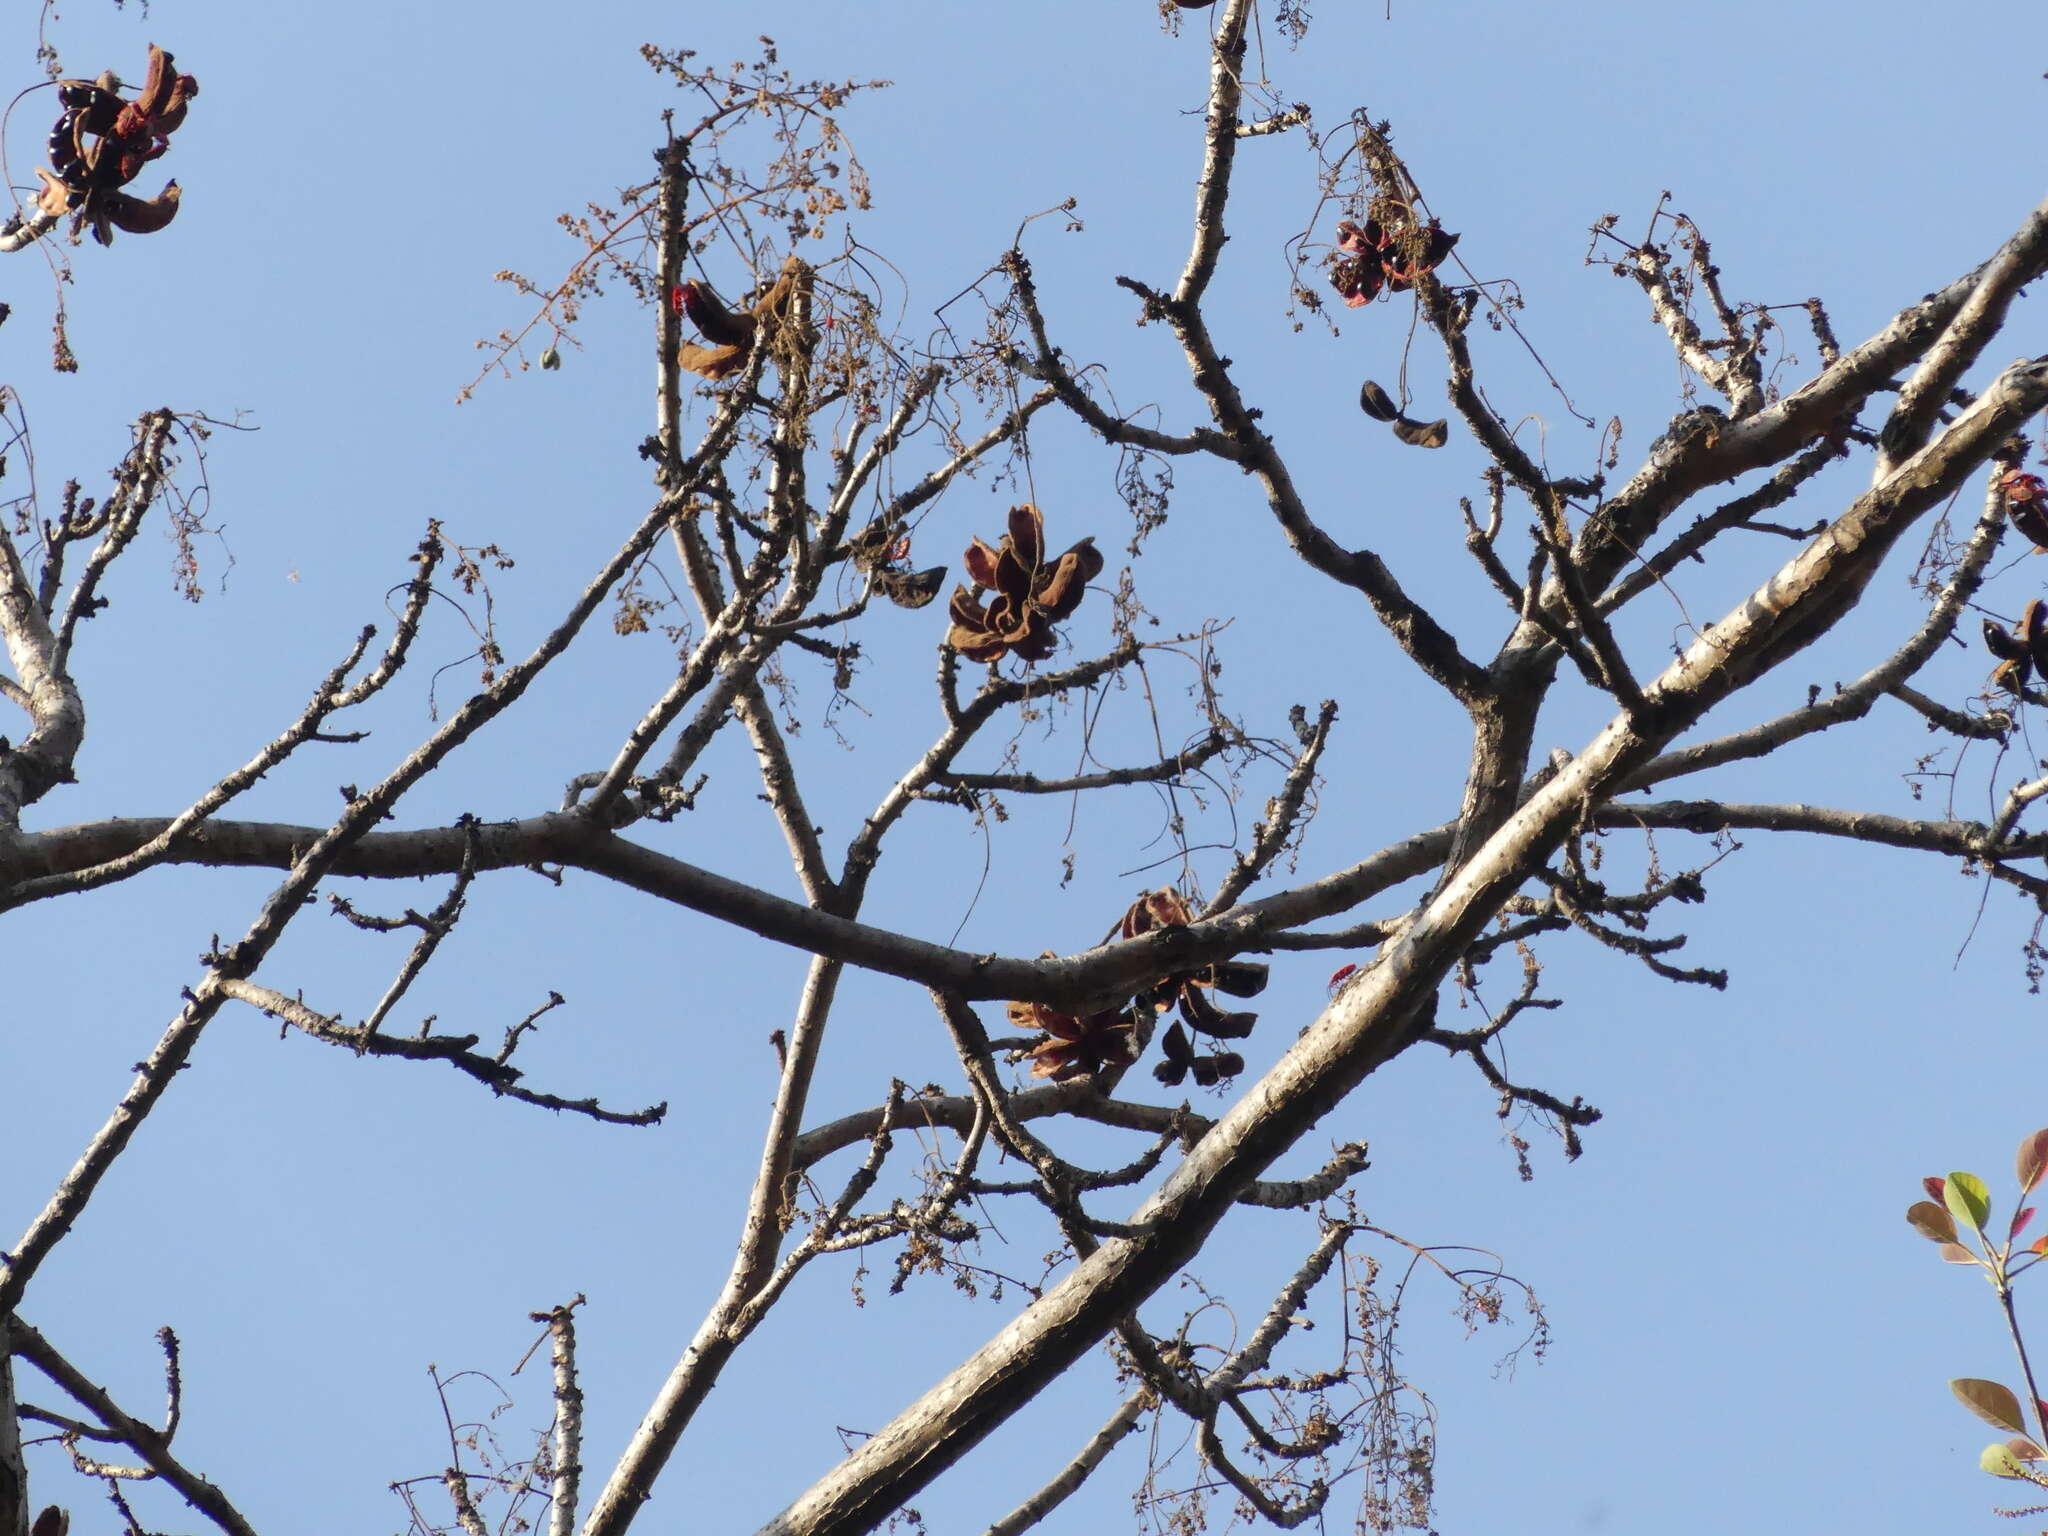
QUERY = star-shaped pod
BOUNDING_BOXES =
[1328,198,1457,308]
[36,45,197,245]
[1008,1000,1138,1082]
[944,504,1103,664]
[1107,888,1269,1088]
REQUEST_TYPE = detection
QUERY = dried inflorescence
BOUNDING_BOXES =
[672,259,805,380]
[2002,469,2048,551]
[944,504,1103,663]
[1010,999,1138,1082]
[1328,198,1457,309]
[34,45,198,245]
[1984,599,2048,694]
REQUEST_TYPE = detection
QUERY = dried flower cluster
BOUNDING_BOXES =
[34,45,197,245]
[944,504,1103,663]
[1328,197,1457,308]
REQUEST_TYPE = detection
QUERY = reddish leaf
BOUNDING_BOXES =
[2017,1130,2048,1194]
[1925,1175,1948,1203]
[1940,1243,1981,1265]
[2010,1436,2047,1462]
[1907,1200,1958,1244]
[2012,1206,2036,1240]
[1954,1377,2029,1436]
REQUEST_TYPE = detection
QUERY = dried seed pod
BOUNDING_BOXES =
[1197,960,1270,998]
[1153,1020,1195,1086]
[2026,599,2048,675]
[961,536,1003,587]
[1390,415,1449,449]
[676,340,748,381]
[2001,471,2048,550]
[1358,379,1401,422]
[871,565,947,610]
[106,181,179,235]
[1011,999,1137,1082]
[1189,1051,1243,1087]
[1985,618,2029,663]
[1177,981,1256,1040]
[945,505,1100,663]
[1032,539,1103,621]
[674,281,758,349]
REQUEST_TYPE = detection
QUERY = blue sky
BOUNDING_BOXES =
[5,2,2048,1534]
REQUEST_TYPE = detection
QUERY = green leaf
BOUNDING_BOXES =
[1954,1377,2029,1435]
[1908,1201,1958,1243]
[2019,1131,2048,1194]
[1982,1442,2028,1478]
[1946,1171,1993,1233]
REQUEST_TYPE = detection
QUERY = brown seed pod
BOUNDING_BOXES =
[1985,617,2029,663]
[2025,599,2048,675]
[675,282,758,349]
[106,181,180,235]
[1390,415,1449,449]
[1358,379,1400,422]
[871,565,947,610]
[676,340,748,381]
[2012,504,2048,551]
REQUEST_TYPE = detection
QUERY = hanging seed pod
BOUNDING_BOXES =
[1358,379,1401,421]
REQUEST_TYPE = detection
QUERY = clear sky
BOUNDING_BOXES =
[5,2,2048,1534]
